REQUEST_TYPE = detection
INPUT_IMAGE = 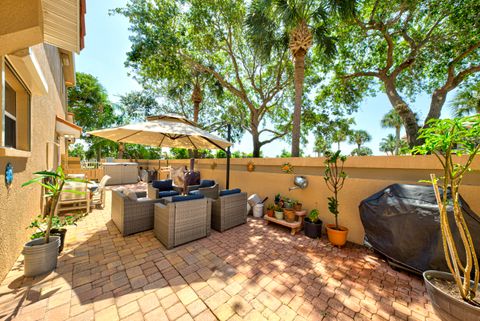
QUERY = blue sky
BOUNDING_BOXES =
[76,0,454,157]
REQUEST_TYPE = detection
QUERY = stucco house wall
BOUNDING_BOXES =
[0,44,68,281]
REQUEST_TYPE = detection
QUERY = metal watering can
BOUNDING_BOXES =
[289,175,308,191]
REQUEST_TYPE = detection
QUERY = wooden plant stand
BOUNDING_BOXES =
[265,216,301,235]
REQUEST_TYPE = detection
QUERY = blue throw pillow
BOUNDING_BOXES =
[158,190,179,198]
[152,179,173,191]
[199,180,215,188]
[171,194,204,203]
[219,188,241,196]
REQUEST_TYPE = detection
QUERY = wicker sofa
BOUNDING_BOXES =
[154,196,211,249]
[111,190,165,236]
[211,191,248,232]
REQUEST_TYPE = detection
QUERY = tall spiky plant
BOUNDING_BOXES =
[413,115,480,305]
[246,0,355,157]
[22,166,86,243]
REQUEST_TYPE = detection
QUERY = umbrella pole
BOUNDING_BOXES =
[226,124,231,189]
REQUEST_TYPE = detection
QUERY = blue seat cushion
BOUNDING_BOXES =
[152,179,173,191]
[171,194,204,203]
[199,179,215,188]
[158,190,179,198]
[219,188,241,196]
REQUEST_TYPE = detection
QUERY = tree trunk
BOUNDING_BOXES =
[193,101,200,124]
[337,141,341,151]
[118,143,124,159]
[191,84,202,158]
[291,49,306,157]
[395,126,401,155]
[426,88,448,123]
[252,131,261,158]
[384,78,419,146]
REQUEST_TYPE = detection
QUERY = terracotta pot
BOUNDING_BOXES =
[284,209,296,223]
[266,209,274,217]
[326,224,349,247]
[293,203,302,211]
[423,270,480,321]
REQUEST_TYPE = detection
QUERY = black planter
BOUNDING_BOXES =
[423,270,480,321]
[50,228,67,253]
[304,218,323,239]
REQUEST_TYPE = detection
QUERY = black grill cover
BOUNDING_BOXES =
[359,184,480,274]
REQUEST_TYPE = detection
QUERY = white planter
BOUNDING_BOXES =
[253,204,264,218]
[23,236,60,277]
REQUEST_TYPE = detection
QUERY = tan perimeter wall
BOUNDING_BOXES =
[126,155,480,245]
[0,44,66,281]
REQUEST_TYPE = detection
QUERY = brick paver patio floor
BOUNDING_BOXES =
[0,191,440,321]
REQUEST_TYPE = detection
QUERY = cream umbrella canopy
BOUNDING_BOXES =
[88,115,233,187]
[87,115,232,150]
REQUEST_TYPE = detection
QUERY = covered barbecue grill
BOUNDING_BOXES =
[359,184,480,274]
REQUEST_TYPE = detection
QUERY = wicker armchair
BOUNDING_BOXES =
[211,192,248,232]
[147,179,180,199]
[111,190,164,236]
[154,196,211,249]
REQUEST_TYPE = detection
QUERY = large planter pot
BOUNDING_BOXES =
[423,270,480,321]
[326,224,349,247]
[23,236,60,277]
[304,218,323,239]
[284,208,296,223]
[274,211,284,220]
[50,228,67,253]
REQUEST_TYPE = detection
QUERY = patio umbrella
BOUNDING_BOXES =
[87,115,232,187]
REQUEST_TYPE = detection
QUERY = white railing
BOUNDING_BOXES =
[80,160,102,169]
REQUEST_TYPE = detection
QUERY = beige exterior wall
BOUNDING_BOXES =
[0,44,68,281]
[119,155,480,245]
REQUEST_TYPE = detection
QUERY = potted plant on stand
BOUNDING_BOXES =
[283,198,296,223]
[266,204,275,217]
[412,115,480,320]
[274,204,284,220]
[22,166,85,277]
[324,151,349,247]
[304,209,323,239]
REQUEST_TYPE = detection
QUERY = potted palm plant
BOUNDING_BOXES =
[27,214,79,253]
[324,151,349,247]
[283,198,296,223]
[412,115,480,320]
[274,204,284,220]
[304,209,323,239]
[22,166,85,276]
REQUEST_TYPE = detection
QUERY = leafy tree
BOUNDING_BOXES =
[245,0,355,157]
[451,82,480,117]
[331,118,355,151]
[379,134,396,155]
[325,0,480,146]
[168,148,190,159]
[381,109,403,155]
[115,0,294,157]
[117,90,161,123]
[351,146,373,156]
[68,72,119,160]
[349,129,371,151]
[68,143,86,159]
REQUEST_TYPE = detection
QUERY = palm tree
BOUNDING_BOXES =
[349,130,371,151]
[350,146,372,156]
[246,0,355,157]
[379,134,396,155]
[381,109,403,155]
[451,82,480,117]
